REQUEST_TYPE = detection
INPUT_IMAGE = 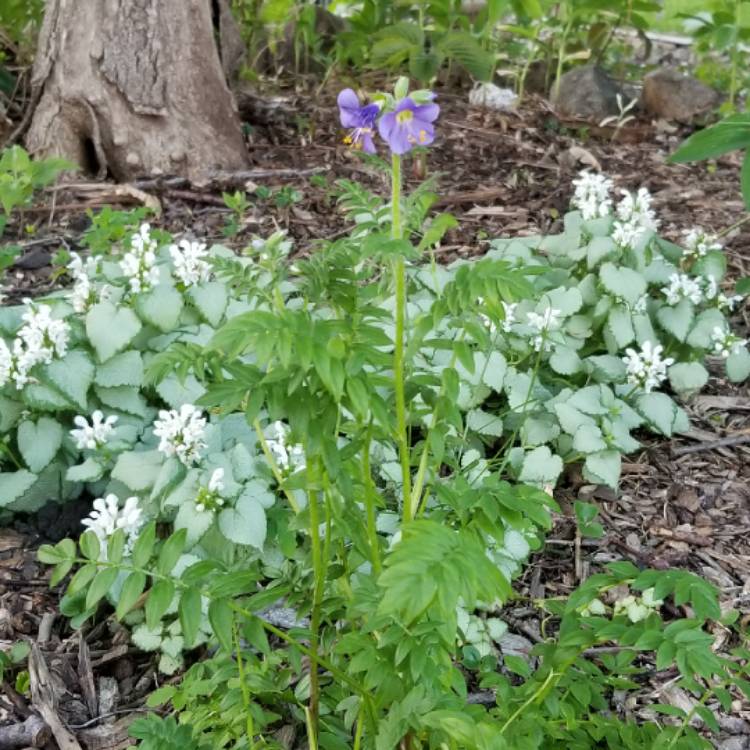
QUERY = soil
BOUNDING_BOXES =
[1,86,749,748]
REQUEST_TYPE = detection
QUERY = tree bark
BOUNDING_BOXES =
[26,0,249,181]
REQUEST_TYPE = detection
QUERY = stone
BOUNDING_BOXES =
[641,68,721,123]
[552,65,625,120]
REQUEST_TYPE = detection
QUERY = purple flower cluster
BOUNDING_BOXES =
[337,88,439,156]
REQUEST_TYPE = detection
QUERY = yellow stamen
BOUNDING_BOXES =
[343,135,352,145]
[396,110,414,124]
[419,129,427,143]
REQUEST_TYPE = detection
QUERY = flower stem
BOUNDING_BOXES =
[306,459,325,739]
[253,418,300,513]
[391,154,412,520]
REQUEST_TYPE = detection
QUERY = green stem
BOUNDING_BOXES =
[391,154,413,520]
[362,424,382,575]
[306,459,325,739]
[253,418,300,513]
[233,619,256,747]
[499,669,559,735]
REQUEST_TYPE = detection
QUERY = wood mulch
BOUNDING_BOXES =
[1,86,749,748]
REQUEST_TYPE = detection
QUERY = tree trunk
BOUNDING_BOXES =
[26,0,249,181]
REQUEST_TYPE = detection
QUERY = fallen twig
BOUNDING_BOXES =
[0,714,50,749]
[672,433,750,456]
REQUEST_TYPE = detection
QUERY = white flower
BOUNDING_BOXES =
[70,410,118,450]
[704,277,744,311]
[208,467,224,493]
[632,295,648,315]
[120,223,160,294]
[682,227,721,260]
[622,340,674,392]
[153,404,207,466]
[0,338,11,387]
[611,187,658,250]
[266,421,305,474]
[526,307,562,351]
[501,302,517,332]
[710,326,747,358]
[66,252,104,313]
[661,273,703,306]
[81,494,144,560]
[169,239,211,287]
[571,171,613,220]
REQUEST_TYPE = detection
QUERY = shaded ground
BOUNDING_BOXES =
[1,88,749,747]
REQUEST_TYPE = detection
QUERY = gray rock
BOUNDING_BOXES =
[718,737,750,750]
[552,65,626,120]
[642,68,721,122]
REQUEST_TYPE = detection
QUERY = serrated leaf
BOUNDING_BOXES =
[218,495,267,548]
[636,392,681,437]
[583,450,621,488]
[726,347,750,382]
[0,395,22,432]
[687,308,726,349]
[155,373,205,410]
[86,302,142,363]
[0,470,38,509]
[478,351,507,392]
[600,263,647,306]
[657,299,694,341]
[668,362,709,394]
[519,446,563,485]
[466,409,504,437]
[44,350,94,410]
[586,355,627,381]
[111,450,164,492]
[95,385,150,418]
[550,346,582,375]
[573,424,607,453]
[65,458,105,483]
[135,285,183,332]
[174,502,214,546]
[22,383,74,412]
[17,417,63,473]
[520,413,559,445]
[607,305,635,348]
[187,281,229,327]
[94,351,144,388]
[132,624,162,652]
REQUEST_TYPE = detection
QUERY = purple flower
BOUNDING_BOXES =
[337,88,379,154]
[378,96,439,155]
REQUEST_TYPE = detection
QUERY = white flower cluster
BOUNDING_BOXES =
[526,307,561,352]
[67,252,109,313]
[613,588,663,623]
[82,494,144,560]
[70,410,118,450]
[0,301,71,389]
[195,468,225,513]
[612,187,658,250]
[632,295,648,315]
[682,227,722,261]
[622,341,674,392]
[120,223,160,294]
[169,239,211,287]
[704,277,743,311]
[478,299,517,334]
[153,404,207,466]
[571,171,613,220]
[661,273,703,306]
[266,421,305,474]
[711,326,747,358]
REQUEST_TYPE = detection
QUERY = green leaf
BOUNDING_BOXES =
[80,531,101,561]
[670,114,750,162]
[478,351,507,392]
[668,362,709,394]
[438,31,494,81]
[135,285,183,332]
[607,305,635,348]
[583,450,621,488]
[586,355,627,381]
[178,586,202,648]
[466,409,504,437]
[636,393,682,437]
[17,417,63,473]
[187,282,229,327]
[86,301,142,363]
[116,572,146,619]
[726,347,750,382]
[174,502,214,546]
[218,494,267,548]
[550,346,582,375]
[157,529,187,576]
[0,470,38,509]
[94,351,144,388]
[146,579,175,630]
[132,523,157,568]
[208,599,234,653]
[22,383,74,412]
[112,450,164,491]
[86,568,119,609]
[573,424,607,453]
[66,458,104,483]
[687,308,726,348]
[44,350,95,410]
[0,395,23,432]
[657,299,694,341]
[519,446,563,486]
[599,263,647,306]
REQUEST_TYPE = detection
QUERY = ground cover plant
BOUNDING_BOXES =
[0,80,737,748]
